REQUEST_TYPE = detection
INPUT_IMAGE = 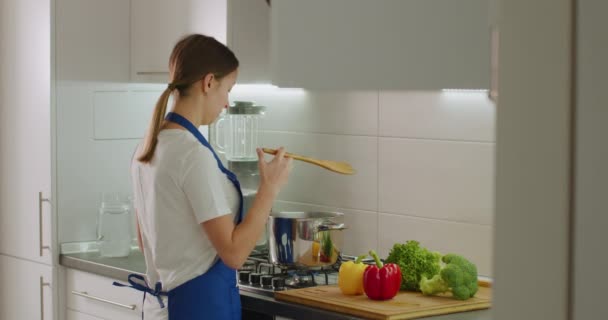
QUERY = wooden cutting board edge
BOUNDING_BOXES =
[286,289,490,314]
[385,301,491,320]
[275,286,492,320]
[276,293,387,320]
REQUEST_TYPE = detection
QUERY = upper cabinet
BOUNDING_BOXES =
[131,0,271,84]
[56,0,131,82]
[270,0,491,90]
[125,0,491,89]
[1,0,53,265]
[130,0,228,83]
[227,0,271,84]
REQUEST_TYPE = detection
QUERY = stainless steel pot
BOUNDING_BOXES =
[268,211,346,268]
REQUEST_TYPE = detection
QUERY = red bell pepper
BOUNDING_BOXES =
[363,250,402,300]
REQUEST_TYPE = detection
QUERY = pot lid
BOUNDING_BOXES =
[270,211,344,219]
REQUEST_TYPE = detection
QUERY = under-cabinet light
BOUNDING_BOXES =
[233,83,279,90]
[441,89,489,94]
[231,83,306,95]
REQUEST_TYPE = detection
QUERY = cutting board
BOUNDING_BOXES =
[275,285,491,320]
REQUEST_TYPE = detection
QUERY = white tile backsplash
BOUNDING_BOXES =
[379,91,495,141]
[260,131,378,212]
[93,90,164,140]
[58,82,161,243]
[93,91,129,139]
[378,212,493,276]
[379,138,494,225]
[230,87,379,136]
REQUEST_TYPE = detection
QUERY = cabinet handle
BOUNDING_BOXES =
[135,71,169,75]
[40,276,51,320]
[38,192,51,256]
[71,291,137,310]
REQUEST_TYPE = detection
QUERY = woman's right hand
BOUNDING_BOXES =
[203,147,292,269]
[257,147,292,196]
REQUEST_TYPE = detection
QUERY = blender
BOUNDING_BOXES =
[209,101,268,251]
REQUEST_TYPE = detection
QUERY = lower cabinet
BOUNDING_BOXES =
[0,254,54,320]
[64,268,297,320]
[66,309,104,320]
[65,269,141,320]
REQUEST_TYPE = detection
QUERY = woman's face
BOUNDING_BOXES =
[203,70,238,124]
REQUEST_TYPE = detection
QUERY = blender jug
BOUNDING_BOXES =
[210,101,265,162]
[209,101,268,251]
[97,192,133,258]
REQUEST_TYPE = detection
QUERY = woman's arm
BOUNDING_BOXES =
[203,185,277,269]
[202,147,292,269]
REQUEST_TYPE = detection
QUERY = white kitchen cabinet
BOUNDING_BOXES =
[270,0,490,90]
[227,0,271,83]
[0,0,57,318]
[55,0,130,82]
[0,0,53,265]
[0,255,54,320]
[131,0,228,83]
[65,269,141,320]
[493,0,572,319]
[67,309,104,320]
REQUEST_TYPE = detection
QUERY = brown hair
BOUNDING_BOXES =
[137,34,239,163]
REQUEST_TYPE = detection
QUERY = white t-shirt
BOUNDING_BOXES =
[130,129,239,292]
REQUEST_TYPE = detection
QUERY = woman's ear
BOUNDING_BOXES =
[202,73,215,94]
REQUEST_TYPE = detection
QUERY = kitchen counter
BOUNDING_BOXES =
[60,247,492,320]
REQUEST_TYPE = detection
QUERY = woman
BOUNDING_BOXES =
[116,34,292,319]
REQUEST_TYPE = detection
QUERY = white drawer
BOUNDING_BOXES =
[66,269,141,320]
[66,309,105,320]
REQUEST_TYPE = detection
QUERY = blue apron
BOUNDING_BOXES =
[114,112,244,320]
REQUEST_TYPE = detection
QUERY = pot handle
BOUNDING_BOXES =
[316,221,346,232]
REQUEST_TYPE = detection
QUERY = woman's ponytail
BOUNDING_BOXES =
[137,86,173,163]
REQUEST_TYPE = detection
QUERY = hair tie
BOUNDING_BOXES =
[167,83,176,90]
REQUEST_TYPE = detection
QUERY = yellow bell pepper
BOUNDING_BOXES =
[312,241,320,261]
[338,254,368,295]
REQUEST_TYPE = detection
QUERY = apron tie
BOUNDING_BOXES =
[113,274,168,309]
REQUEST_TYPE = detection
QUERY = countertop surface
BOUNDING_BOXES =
[60,248,492,320]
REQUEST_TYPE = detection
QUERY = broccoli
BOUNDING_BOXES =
[419,254,478,300]
[384,240,442,291]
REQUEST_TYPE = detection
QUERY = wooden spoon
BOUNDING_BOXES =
[262,148,355,175]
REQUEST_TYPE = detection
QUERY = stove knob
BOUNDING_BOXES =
[249,273,262,286]
[272,277,285,291]
[238,270,252,284]
[260,275,273,288]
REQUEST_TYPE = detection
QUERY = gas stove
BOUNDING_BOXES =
[237,250,343,297]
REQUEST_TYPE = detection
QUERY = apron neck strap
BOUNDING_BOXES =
[164,112,243,224]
